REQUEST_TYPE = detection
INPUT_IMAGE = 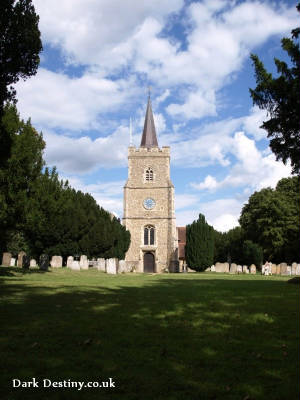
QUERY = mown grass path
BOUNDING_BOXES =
[0,267,299,400]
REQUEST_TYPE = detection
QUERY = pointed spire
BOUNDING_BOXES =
[140,93,158,148]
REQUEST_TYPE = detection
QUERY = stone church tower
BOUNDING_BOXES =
[123,96,178,273]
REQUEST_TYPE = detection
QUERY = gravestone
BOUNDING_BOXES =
[17,251,26,267]
[39,254,49,271]
[261,264,265,275]
[205,267,211,272]
[250,264,256,274]
[242,265,249,274]
[280,263,288,275]
[97,258,106,272]
[106,258,118,274]
[276,264,281,275]
[10,257,16,267]
[70,260,80,270]
[291,263,297,275]
[287,266,292,276]
[80,255,88,270]
[229,263,237,274]
[67,256,74,268]
[210,265,216,272]
[272,264,277,274]
[237,265,243,274]
[50,255,63,268]
[118,260,127,273]
[296,264,300,276]
[2,252,12,267]
[224,262,229,273]
[30,259,37,267]
[22,255,30,269]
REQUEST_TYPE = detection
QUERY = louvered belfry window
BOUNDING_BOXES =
[144,226,155,245]
[145,167,153,181]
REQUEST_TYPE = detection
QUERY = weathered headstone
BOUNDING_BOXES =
[118,260,127,273]
[30,259,37,267]
[17,251,26,267]
[67,256,74,268]
[10,257,16,267]
[250,264,256,274]
[261,264,265,275]
[2,252,12,267]
[296,264,300,276]
[291,263,297,275]
[276,264,281,275]
[237,265,243,274]
[205,267,211,272]
[39,254,49,271]
[224,262,229,273]
[272,264,277,275]
[50,255,63,268]
[210,265,216,272]
[229,263,237,274]
[280,263,288,275]
[106,258,118,274]
[70,260,80,270]
[80,255,89,270]
[242,265,249,274]
[96,258,106,272]
[22,255,30,269]
[287,266,292,276]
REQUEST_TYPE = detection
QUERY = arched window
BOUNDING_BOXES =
[145,167,154,182]
[144,225,155,245]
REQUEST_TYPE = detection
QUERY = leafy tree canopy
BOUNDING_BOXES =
[249,3,300,174]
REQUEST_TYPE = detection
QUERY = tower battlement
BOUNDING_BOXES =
[128,146,170,156]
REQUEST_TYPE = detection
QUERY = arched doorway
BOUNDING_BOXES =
[144,252,155,273]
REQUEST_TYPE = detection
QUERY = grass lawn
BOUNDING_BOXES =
[0,267,299,400]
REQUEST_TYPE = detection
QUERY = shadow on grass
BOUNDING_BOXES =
[0,266,50,277]
[0,276,299,400]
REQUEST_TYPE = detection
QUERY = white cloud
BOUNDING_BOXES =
[175,194,199,210]
[242,106,268,140]
[44,125,130,173]
[191,131,291,192]
[15,68,138,131]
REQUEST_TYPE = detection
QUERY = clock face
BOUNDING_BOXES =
[143,198,156,210]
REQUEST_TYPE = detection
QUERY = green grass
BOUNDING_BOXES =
[0,267,299,400]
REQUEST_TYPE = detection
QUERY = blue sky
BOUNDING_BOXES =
[15,0,297,231]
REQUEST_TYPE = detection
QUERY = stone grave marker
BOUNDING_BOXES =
[272,264,277,274]
[80,255,89,270]
[250,264,256,274]
[237,265,243,274]
[17,251,26,267]
[10,257,16,267]
[39,254,49,271]
[210,265,216,272]
[280,263,288,275]
[30,259,37,267]
[276,264,281,275]
[97,258,106,272]
[67,256,74,268]
[22,255,30,269]
[291,263,297,275]
[229,263,237,274]
[2,252,12,267]
[50,255,63,268]
[106,258,118,274]
[296,264,300,276]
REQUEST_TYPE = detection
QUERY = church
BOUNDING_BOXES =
[123,96,180,273]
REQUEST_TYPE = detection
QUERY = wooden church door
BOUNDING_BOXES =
[144,252,155,273]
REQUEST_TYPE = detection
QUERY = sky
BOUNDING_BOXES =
[14,0,297,232]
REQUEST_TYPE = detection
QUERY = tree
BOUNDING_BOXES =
[186,214,214,271]
[0,0,42,165]
[0,105,45,253]
[249,4,300,174]
[242,240,263,268]
[239,177,300,263]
